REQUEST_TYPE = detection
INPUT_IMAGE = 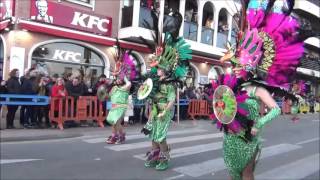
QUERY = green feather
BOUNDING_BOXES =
[175,66,187,78]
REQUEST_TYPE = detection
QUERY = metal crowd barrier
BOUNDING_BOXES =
[187,100,211,120]
[0,94,50,105]
[49,96,106,130]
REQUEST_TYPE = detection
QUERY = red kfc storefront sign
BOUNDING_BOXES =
[0,0,14,20]
[30,0,112,36]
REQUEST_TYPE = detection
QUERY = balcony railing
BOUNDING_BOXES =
[230,29,237,45]
[217,31,228,48]
[183,21,198,41]
[201,27,214,45]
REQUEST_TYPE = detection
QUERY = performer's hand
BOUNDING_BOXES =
[157,112,165,118]
[251,127,259,136]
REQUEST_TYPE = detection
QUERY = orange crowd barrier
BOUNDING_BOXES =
[187,100,211,120]
[49,96,106,130]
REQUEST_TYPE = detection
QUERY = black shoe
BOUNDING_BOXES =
[7,126,15,129]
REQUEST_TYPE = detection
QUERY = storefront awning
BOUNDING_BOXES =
[18,19,151,53]
[0,19,10,31]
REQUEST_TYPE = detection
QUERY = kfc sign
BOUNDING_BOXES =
[71,12,110,33]
[0,0,13,20]
[53,50,81,63]
[30,0,112,36]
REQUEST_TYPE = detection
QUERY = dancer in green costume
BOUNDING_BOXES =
[106,48,137,144]
[138,11,192,171]
[143,68,176,171]
[211,0,310,178]
[222,83,281,180]
[106,77,131,144]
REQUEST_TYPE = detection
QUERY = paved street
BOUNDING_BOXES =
[1,114,319,180]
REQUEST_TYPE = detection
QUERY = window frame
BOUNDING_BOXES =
[64,0,95,10]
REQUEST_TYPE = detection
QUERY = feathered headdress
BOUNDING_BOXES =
[221,0,313,89]
[141,11,192,82]
[213,0,315,139]
[112,39,137,81]
[137,10,192,100]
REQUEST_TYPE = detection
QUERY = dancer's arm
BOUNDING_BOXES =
[251,87,281,135]
[122,76,132,91]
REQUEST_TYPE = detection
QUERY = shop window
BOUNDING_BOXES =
[65,0,95,9]
[31,42,105,78]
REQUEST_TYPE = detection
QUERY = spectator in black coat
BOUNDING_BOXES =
[6,69,21,129]
[19,68,34,126]
[47,73,58,96]
[66,77,85,98]
[0,80,8,112]
[65,77,85,127]
[20,71,38,128]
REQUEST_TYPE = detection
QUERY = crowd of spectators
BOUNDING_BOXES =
[0,67,111,129]
[0,67,319,129]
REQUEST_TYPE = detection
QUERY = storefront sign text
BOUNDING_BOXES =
[0,0,13,20]
[30,0,112,36]
[53,50,81,63]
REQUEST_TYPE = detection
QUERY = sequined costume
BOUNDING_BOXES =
[223,87,280,180]
[213,0,312,178]
[138,10,192,171]
[149,84,176,142]
[106,86,129,125]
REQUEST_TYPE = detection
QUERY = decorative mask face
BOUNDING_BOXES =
[221,28,263,79]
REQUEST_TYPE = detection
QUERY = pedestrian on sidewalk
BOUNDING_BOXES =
[5,69,21,129]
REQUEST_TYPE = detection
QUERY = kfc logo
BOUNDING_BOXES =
[53,50,81,63]
[30,0,112,36]
[1,0,13,20]
[71,12,110,33]
[31,0,53,23]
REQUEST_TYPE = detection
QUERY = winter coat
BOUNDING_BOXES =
[6,77,21,94]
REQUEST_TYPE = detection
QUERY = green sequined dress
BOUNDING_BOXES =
[149,84,176,143]
[223,87,280,180]
[106,86,129,125]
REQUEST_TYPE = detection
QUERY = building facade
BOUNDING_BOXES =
[0,0,319,92]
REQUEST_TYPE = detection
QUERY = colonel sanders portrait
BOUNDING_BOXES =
[31,0,53,23]
[2,0,12,19]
